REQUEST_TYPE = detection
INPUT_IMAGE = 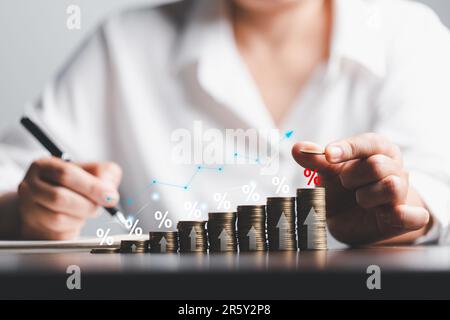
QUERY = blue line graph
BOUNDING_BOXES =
[232,130,294,166]
[151,165,224,191]
[124,130,295,213]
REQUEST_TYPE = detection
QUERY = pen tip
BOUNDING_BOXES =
[115,211,131,230]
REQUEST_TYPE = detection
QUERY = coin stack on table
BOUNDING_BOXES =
[266,197,297,251]
[177,221,208,253]
[90,248,120,254]
[119,240,149,253]
[296,188,327,250]
[237,205,267,252]
[149,231,179,253]
[207,212,238,252]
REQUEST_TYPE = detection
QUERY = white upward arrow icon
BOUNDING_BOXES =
[131,243,137,253]
[276,211,288,250]
[247,226,257,250]
[218,229,230,251]
[303,207,317,249]
[189,227,197,251]
[159,236,167,253]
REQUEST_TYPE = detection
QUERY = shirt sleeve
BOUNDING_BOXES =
[374,7,450,244]
[0,24,114,196]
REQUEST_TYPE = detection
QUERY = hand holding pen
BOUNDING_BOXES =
[18,117,129,240]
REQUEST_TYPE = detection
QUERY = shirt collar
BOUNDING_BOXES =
[174,0,387,79]
[329,0,387,78]
[173,0,225,71]
[173,0,277,131]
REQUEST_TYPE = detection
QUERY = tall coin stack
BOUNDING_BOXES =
[177,221,208,253]
[149,231,179,253]
[266,197,297,251]
[297,188,327,250]
[237,205,267,252]
[208,212,238,252]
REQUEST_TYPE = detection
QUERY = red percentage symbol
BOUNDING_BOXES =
[304,168,321,186]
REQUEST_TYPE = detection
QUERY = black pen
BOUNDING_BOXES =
[20,117,130,231]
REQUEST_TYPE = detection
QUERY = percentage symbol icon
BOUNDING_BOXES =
[214,193,231,210]
[242,184,260,202]
[126,219,143,236]
[272,176,290,194]
[304,168,321,186]
[154,211,173,229]
[184,201,202,219]
[96,228,114,246]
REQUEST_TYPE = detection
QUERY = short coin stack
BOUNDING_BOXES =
[119,240,149,253]
[149,231,179,253]
[266,197,297,251]
[297,188,327,250]
[237,205,267,252]
[91,248,120,254]
[177,221,208,253]
[207,212,238,252]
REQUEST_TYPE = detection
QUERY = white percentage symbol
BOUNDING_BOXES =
[126,219,143,236]
[154,211,173,229]
[213,193,231,210]
[96,228,114,246]
[184,201,202,219]
[242,184,260,202]
[272,176,290,194]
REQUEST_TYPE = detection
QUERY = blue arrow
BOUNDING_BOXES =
[284,130,294,139]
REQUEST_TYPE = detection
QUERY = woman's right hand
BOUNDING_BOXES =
[17,157,122,240]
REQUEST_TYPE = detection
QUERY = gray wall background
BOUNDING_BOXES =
[1,0,449,130]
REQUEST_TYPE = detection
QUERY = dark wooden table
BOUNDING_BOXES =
[1,245,450,299]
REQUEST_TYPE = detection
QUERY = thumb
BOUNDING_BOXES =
[79,162,123,188]
[292,142,341,178]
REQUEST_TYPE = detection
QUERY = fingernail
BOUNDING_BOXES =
[403,209,430,230]
[327,145,343,161]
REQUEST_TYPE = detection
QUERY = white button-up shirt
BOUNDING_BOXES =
[1,0,450,246]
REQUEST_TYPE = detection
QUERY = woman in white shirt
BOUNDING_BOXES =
[0,0,449,246]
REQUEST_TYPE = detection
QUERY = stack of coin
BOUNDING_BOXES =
[177,221,208,253]
[296,188,327,250]
[266,197,297,251]
[237,205,267,252]
[90,248,120,254]
[119,240,149,253]
[149,231,179,253]
[208,212,238,252]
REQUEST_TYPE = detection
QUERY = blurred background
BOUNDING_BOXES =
[0,0,449,131]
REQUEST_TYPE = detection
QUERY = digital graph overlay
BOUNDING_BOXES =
[122,130,295,221]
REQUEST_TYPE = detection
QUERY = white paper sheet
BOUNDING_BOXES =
[0,234,148,249]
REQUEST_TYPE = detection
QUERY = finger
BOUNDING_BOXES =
[292,142,342,178]
[79,162,122,187]
[20,202,85,235]
[325,133,402,164]
[34,158,119,206]
[375,205,430,238]
[21,221,81,241]
[339,154,403,189]
[327,204,429,245]
[355,175,408,209]
[27,177,98,219]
